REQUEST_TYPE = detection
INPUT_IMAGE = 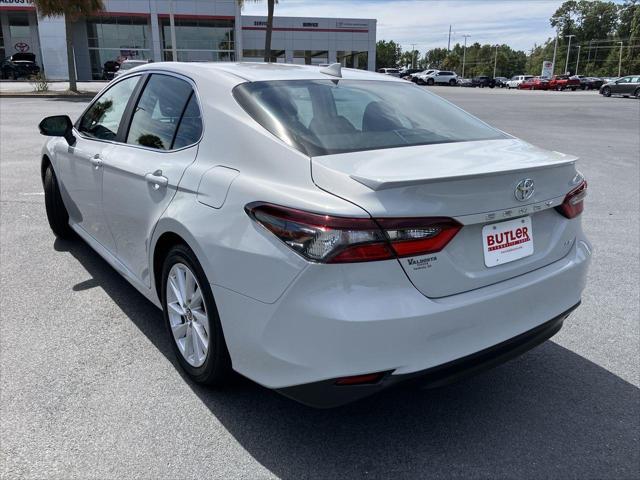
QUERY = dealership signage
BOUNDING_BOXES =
[14,42,30,52]
[541,60,553,78]
[0,0,35,7]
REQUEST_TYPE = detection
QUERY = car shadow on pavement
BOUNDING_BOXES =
[54,237,640,480]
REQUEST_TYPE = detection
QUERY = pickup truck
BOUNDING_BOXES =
[548,75,581,91]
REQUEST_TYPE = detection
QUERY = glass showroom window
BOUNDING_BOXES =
[0,23,4,60]
[8,12,31,40]
[86,16,151,79]
[161,17,235,62]
[293,50,328,65]
[337,51,368,70]
[242,49,285,63]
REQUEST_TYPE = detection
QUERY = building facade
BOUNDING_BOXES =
[0,0,375,80]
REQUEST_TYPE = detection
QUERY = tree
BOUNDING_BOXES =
[238,0,278,62]
[34,0,104,92]
[375,40,401,69]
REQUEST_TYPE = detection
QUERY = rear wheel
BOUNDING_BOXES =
[43,164,73,239]
[161,244,232,385]
[634,88,640,99]
[427,78,434,86]
[449,79,456,86]
[602,86,611,97]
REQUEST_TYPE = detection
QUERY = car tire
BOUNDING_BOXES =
[427,78,434,86]
[449,79,456,86]
[634,88,640,99]
[571,87,576,91]
[43,164,74,239]
[602,86,611,97]
[161,244,232,386]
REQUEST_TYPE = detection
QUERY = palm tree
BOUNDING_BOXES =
[33,0,104,92]
[237,0,278,62]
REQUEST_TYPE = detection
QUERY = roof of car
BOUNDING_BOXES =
[131,61,405,84]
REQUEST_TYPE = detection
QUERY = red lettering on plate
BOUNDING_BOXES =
[486,226,531,252]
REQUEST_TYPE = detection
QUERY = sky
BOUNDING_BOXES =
[240,0,625,53]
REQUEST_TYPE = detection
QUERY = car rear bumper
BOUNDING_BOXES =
[213,237,591,405]
[278,302,578,408]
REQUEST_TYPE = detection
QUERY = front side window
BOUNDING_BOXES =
[234,80,507,156]
[126,74,198,150]
[78,76,140,141]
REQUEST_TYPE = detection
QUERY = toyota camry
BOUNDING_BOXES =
[38,62,591,407]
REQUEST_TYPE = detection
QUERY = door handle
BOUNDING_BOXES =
[145,170,169,190]
[90,154,103,169]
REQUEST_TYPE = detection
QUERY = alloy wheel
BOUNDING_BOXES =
[166,263,210,367]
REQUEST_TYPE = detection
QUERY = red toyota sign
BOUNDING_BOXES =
[14,42,30,52]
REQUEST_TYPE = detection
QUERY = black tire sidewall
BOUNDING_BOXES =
[161,244,231,385]
[44,164,73,238]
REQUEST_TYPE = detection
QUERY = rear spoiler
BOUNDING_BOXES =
[350,155,577,191]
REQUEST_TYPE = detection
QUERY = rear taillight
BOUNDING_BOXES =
[556,180,587,219]
[246,202,461,263]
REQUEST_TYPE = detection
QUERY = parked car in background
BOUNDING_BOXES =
[506,75,534,89]
[457,77,473,87]
[399,68,421,79]
[1,52,40,80]
[471,76,496,88]
[601,76,619,85]
[102,60,120,80]
[576,75,604,90]
[423,70,458,86]
[377,68,400,77]
[548,75,581,91]
[494,77,509,88]
[114,59,151,78]
[38,62,591,408]
[599,75,640,98]
[518,77,550,90]
[411,69,437,84]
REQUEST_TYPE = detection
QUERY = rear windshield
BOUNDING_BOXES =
[233,80,506,156]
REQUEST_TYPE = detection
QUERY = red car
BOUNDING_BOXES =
[548,75,581,91]
[518,77,550,90]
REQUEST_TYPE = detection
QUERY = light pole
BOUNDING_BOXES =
[493,44,499,78]
[575,45,581,75]
[410,43,416,69]
[618,41,624,77]
[462,34,471,78]
[564,34,575,74]
[551,34,558,76]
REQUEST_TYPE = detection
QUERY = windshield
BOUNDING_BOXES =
[233,80,506,156]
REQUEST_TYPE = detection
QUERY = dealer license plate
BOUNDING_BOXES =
[482,216,533,267]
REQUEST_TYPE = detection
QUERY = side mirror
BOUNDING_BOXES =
[39,115,75,145]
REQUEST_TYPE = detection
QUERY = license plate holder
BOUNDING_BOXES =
[482,216,533,267]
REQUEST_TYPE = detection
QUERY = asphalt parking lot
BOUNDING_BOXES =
[1,87,638,479]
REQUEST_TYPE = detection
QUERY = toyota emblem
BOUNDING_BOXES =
[514,178,535,202]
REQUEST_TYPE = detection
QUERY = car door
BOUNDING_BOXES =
[622,76,639,95]
[611,76,630,94]
[101,73,203,287]
[55,75,141,251]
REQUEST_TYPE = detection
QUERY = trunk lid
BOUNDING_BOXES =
[311,138,581,298]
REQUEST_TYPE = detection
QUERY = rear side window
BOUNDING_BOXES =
[172,94,203,149]
[233,79,506,156]
[78,76,139,141]
[126,74,199,150]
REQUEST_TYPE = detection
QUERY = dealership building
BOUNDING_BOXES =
[0,0,376,80]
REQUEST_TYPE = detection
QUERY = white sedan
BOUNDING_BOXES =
[38,62,591,407]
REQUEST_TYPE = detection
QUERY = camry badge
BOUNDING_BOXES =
[514,178,535,202]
